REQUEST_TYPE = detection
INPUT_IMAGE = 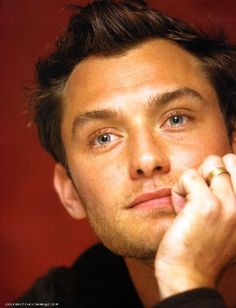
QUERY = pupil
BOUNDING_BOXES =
[172,116,182,124]
[98,134,110,144]
[102,135,108,141]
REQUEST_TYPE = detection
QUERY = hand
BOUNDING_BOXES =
[155,154,236,299]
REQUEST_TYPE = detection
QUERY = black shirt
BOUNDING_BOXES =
[19,243,226,307]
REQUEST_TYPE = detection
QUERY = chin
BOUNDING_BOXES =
[100,214,175,261]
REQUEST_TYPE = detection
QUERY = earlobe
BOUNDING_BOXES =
[53,163,87,220]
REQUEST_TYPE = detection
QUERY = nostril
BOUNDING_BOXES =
[155,166,162,171]
[137,169,143,175]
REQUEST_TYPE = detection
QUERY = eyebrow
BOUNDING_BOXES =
[151,87,204,107]
[71,87,204,137]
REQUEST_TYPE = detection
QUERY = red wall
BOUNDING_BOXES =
[1,0,235,304]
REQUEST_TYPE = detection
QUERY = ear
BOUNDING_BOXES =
[53,163,87,220]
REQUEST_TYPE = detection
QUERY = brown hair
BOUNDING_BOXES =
[30,0,236,168]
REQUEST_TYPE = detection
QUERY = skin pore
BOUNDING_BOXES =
[54,39,236,306]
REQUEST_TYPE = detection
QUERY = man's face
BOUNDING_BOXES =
[60,39,232,259]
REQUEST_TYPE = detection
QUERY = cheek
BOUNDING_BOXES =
[71,158,125,206]
[170,133,231,173]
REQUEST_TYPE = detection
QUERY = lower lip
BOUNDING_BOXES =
[131,196,173,211]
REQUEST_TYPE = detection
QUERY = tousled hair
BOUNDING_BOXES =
[30,0,236,167]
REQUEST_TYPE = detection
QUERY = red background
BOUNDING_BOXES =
[1,0,235,304]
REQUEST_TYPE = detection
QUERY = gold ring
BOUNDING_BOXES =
[206,167,230,185]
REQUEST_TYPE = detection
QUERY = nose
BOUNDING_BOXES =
[129,129,170,180]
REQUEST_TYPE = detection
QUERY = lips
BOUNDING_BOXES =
[129,188,172,210]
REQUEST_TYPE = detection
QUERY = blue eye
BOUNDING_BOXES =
[90,130,121,148]
[167,115,187,127]
[96,133,112,145]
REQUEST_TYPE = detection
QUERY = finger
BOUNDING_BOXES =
[198,155,229,185]
[172,168,215,214]
[198,155,234,211]
[223,153,236,192]
[171,192,185,213]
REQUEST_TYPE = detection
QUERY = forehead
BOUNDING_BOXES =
[62,39,215,114]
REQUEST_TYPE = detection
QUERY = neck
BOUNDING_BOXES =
[125,257,160,307]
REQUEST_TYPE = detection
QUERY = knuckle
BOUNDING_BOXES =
[203,197,221,214]
[200,155,224,178]
[225,198,236,222]
[223,153,236,167]
[203,155,221,165]
[223,153,236,161]
[181,168,198,183]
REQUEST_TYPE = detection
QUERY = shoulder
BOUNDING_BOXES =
[19,243,116,299]
[18,243,141,307]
